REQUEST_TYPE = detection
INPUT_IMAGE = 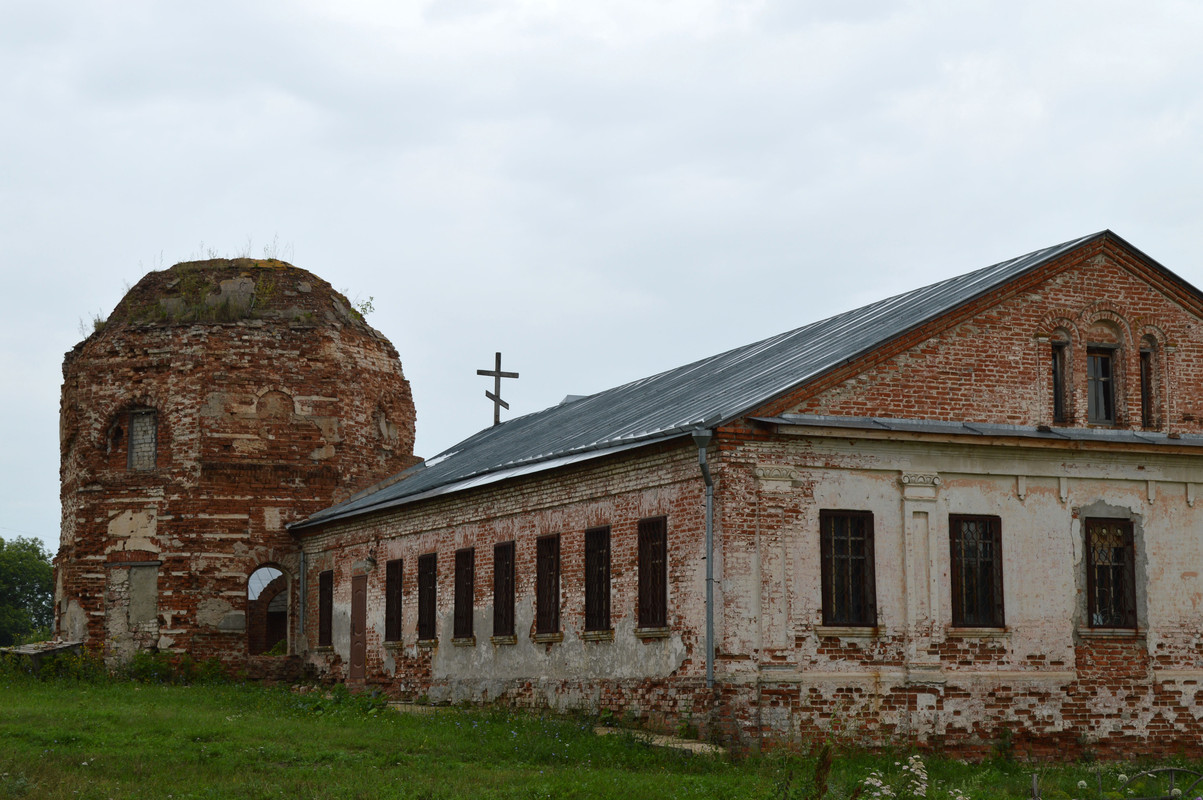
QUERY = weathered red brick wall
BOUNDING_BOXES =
[57,259,417,666]
[300,440,720,731]
[706,413,1203,757]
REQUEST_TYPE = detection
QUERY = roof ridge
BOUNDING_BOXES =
[293,231,1115,531]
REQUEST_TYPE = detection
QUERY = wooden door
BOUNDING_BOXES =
[350,574,367,682]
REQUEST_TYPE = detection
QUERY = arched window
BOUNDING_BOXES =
[1085,322,1122,426]
[128,409,157,470]
[109,407,157,471]
[1139,335,1158,430]
[248,566,287,656]
[1050,330,1072,424]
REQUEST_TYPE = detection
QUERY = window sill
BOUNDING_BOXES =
[1078,627,1142,639]
[582,629,615,642]
[532,632,563,644]
[634,627,671,640]
[490,635,517,646]
[452,636,476,647]
[815,625,878,638]
[417,638,438,649]
[314,645,334,653]
[948,627,1009,639]
[383,640,403,649]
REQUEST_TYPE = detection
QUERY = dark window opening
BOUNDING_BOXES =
[384,558,403,642]
[417,553,437,641]
[1052,341,1069,424]
[949,515,1004,628]
[536,535,560,635]
[585,526,611,632]
[493,541,515,637]
[820,510,876,627]
[1086,518,1137,629]
[1140,347,1154,429]
[454,548,474,639]
[128,409,157,471]
[317,570,333,648]
[638,517,668,629]
[1087,347,1115,424]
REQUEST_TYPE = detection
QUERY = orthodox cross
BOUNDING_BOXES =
[477,351,519,426]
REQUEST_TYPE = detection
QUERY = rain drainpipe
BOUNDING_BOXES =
[298,550,307,641]
[692,428,715,689]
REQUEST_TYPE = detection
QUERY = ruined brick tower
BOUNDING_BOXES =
[57,259,418,665]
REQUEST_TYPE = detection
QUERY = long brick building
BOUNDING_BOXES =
[290,231,1203,755]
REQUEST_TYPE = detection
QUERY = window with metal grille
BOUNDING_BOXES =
[584,526,611,632]
[417,553,437,641]
[1086,518,1137,629]
[317,570,333,647]
[949,515,1004,628]
[820,510,876,626]
[638,516,667,629]
[128,409,157,471]
[1051,341,1070,424]
[536,535,560,635]
[1087,347,1115,424]
[454,548,474,639]
[384,558,403,642]
[493,541,515,637]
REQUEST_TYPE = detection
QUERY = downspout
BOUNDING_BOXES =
[298,550,307,646]
[691,428,715,689]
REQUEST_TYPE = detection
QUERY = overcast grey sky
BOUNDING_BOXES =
[4,0,1203,556]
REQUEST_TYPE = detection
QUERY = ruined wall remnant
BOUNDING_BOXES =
[57,258,418,665]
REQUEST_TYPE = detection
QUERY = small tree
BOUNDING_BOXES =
[0,537,54,646]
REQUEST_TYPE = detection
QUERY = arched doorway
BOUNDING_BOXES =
[247,566,287,656]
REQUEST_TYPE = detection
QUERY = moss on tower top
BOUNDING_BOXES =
[97,258,375,335]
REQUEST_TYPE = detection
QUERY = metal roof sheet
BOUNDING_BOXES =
[295,231,1110,529]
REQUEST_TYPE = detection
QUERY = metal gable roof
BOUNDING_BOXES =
[294,230,1106,530]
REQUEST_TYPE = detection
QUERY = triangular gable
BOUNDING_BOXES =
[749,231,1203,424]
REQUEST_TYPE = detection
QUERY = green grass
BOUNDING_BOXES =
[0,661,1195,799]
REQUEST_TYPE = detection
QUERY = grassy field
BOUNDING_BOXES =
[0,657,1186,799]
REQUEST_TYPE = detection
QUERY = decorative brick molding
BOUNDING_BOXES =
[754,465,800,491]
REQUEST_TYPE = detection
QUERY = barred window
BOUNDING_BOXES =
[1086,518,1137,629]
[417,553,437,641]
[638,517,667,629]
[493,541,515,637]
[384,558,403,642]
[128,409,157,471]
[820,510,876,627]
[949,515,1004,628]
[454,548,474,639]
[536,535,560,635]
[584,526,611,632]
[317,570,333,648]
